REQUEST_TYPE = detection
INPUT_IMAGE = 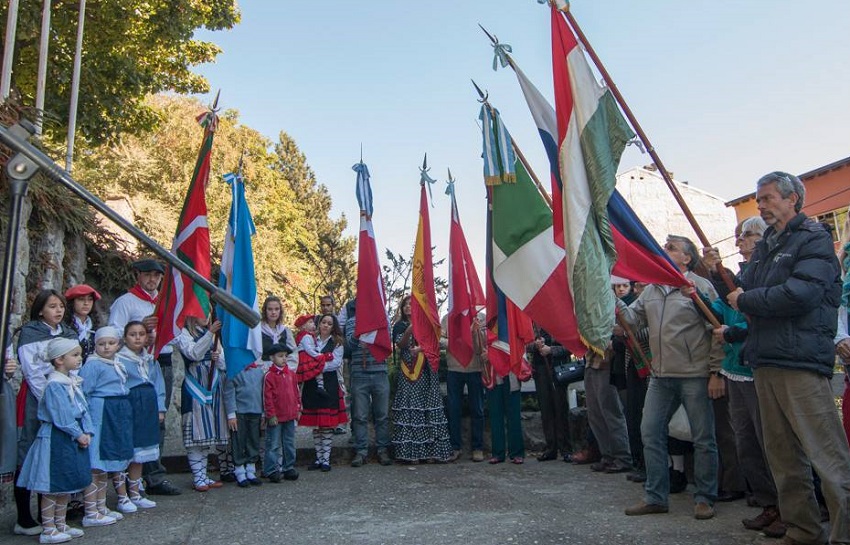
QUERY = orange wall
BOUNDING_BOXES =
[801,165,850,217]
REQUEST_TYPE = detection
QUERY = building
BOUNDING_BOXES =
[617,166,739,261]
[725,156,850,244]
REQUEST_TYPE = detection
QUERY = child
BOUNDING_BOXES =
[263,343,300,482]
[176,315,227,492]
[15,290,78,536]
[116,321,164,510]
[294,314,325,394]
[17,337,92,544]
[63,284,102,364]
[223,356,264,488]
[79,326,133,527]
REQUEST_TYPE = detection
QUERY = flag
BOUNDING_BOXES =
[218,172,263,378]
[446,179,485,367]
[352,161,392,362]
[485,202,535,379]
[508,39,687,292]
[410,177,441,374]
[479,104,586,357]
[154,110,216,355]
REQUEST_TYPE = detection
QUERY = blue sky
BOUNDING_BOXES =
[194,0,850,280]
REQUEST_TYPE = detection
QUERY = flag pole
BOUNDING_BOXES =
[552,3,736,291]
[471,79,553,209]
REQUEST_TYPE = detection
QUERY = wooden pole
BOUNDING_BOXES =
[555,5,737,293]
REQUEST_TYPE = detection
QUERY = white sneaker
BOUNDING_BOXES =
[117,498,138,513]
[103,510,123,521]
[39,530,72,544]
[56,526,84,539]
[131,496,157,509]
[14,523,44,536]
[81,514,116,527]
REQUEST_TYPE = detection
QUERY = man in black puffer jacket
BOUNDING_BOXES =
[728,171,850,545]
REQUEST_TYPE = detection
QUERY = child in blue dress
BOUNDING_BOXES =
[116,321,164,510]
[17,337,93,544]
[78,327,133,527]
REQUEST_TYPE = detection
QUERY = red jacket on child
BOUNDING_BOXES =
[263,364,301,422]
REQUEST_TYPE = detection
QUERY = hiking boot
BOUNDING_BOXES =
[742,506,780,531]
[762,519,787,538]
[624,502,668,516]
[351,454,365,467]
[377,450,393,466]
[694,502,716,520]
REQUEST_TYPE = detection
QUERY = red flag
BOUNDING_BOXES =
[410,183,441,371]
[447,186,485,367]
[154,110,215,355]
[354,215,392,361]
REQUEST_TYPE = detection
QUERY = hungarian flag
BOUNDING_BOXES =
[446,181,485,367]
[479,104,586,357]
[409,178,441,376]
[503,32,687,338]
[154,110,216,356]
[352,161,392,362]
[218,172,263,378]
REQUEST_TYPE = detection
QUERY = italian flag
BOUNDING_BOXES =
[552,5,634,353]
[481,105,586,357]
[154,110,215,355]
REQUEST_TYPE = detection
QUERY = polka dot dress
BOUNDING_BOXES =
[391,363,453,462]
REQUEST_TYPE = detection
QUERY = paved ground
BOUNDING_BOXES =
[2,454,797,545]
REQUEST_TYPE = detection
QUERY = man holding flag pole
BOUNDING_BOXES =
[346,159,393,467]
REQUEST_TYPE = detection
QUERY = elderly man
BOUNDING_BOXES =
[728,171,850,545]
[110,258,181,496]
[621,235,724,521]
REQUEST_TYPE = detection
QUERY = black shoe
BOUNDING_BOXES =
[220,473,237,483]
[267,472,281,483]
[236,479,250,488]
[669,469,688,494]
[333,426,347,435]
[248,477,262,486]
[283,469,299,481]
[536,451,557,462]
[716,490,745,503]
[146,480,182,496]
[320,463,331,472]
[626,470,646,483]
[307,461,322,471]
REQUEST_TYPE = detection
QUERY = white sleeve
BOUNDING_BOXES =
[19,341,51,400]
[108,297,132,331]
[285,328,298,371]
[299,335,321,357]
[175,329,215,362]
[322,344,344,372]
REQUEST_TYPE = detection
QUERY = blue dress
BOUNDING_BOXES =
[79,356,133,471]
[117,347,166,463]
[17,373,93,493]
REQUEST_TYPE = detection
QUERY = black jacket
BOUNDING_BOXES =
[738,213,841,376]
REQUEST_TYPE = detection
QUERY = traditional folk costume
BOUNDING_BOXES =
[295,328,325,390]
[391,320,453,463]
[117,346,165,464]
[176,325,227,491]
[15,321,77,532]
[262,346,301,480]
[16,371,93,494]
[298,334,345,469]
[222,362,264,486]
[260,322,298,371]
[64,284,102,364]
[78,353,133,473]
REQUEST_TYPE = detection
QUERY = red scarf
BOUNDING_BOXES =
[129,284,158,304]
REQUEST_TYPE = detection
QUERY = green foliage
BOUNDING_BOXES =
[2,0,240,143]
[72,94,355,318]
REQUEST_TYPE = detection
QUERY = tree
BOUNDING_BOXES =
[383,247,448,319]
[2,0,240,143]
[72,94,356,316]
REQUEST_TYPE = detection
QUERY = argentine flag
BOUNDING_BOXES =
[218,172,263,378]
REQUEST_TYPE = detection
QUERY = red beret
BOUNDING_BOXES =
[64,284,102,301]
[294,314,314,328]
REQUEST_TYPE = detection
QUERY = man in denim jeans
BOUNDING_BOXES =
[619,235,725,521]
[345,309,392,467]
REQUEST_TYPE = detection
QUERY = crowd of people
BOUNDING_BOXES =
[1,170,850,545]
